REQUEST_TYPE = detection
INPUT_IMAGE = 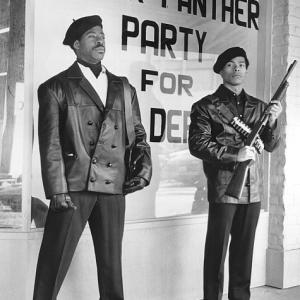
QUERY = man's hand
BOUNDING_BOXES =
[237,146,256,162]
[267,100,283,127]
[123,177,147,195]
[50,194,77,212]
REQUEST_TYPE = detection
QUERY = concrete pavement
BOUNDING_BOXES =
[222,285,300,300]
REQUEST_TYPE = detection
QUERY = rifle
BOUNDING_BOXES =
[225,60,298,200]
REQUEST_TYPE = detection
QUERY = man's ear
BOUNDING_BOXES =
[73,40,80,50]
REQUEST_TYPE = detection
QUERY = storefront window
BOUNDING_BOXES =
[0,0,25,228]
[31,0,271,226]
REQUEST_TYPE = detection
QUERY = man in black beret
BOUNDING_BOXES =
[189,47,282,300]
[33,15,152,300]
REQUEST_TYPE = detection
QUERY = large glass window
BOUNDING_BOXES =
[31,0,272,226]
[0,0,25,229]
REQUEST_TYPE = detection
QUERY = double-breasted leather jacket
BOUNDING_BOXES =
[38,62,152,198]
[188,85,281,204]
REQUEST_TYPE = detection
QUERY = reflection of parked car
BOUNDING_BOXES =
[0,175,48,228]
[0,175,21,212]
[160,149,205,186]
[0,175,22,228]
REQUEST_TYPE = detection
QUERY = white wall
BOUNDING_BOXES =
[266,0,300,288]
[0,213,268,300]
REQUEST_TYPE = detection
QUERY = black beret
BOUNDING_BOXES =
[213,47,249,74]
[63,15,103,47]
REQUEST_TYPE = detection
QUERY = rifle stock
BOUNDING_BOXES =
[225,60,297,200]
[225,160,251,199]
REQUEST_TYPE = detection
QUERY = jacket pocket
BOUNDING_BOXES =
[63,152,78,173]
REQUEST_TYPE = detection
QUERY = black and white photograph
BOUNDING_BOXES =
[0,0,299,299]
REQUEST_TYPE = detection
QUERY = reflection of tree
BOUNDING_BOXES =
[0,0,25,224]
[0,181,48,228]
[0,0,25,175]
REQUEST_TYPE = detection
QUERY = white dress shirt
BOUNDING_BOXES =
[77,62,108,107]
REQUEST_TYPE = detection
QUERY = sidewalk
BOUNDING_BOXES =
[223,285,300,300]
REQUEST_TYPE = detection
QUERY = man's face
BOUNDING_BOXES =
[73,25,105,64]
[219,56,248,86]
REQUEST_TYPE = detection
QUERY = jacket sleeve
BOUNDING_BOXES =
[38,82,68,198]
[128,85,152,185]
[188,100,239,163]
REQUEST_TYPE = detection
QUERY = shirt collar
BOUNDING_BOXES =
[77,61,107,78]
[218,84,245,99]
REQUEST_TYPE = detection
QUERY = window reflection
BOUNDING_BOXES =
[156,147,207,217]
[0,0,25,228]
[30,0,269,226]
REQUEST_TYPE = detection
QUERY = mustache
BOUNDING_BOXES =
[94,42,104,49]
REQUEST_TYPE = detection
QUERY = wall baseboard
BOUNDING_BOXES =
[266,247,300,288]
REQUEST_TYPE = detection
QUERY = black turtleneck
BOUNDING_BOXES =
[77,58,102,78]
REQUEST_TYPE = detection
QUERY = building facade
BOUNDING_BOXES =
[0,0,299,299]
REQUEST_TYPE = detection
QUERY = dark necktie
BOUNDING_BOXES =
[77,59,102,78]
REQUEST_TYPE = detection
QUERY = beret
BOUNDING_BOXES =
[213,47,249,74]
[63,15,103,47]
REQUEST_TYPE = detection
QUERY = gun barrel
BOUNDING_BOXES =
[282,60,297,83]
[271,60,297,101]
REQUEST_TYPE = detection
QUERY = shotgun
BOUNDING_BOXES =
[225,60,297,200]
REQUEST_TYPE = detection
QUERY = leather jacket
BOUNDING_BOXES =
[38,62,152,198]
[188,85,281,204]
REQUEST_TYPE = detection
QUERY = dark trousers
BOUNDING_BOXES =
[203,202,261,300]
[33,192,125,300]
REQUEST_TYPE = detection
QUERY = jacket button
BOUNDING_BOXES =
[90,140,95,146]
[90,177,96,182]
[114,125,119,129]
[88,120,93,125]
[105,180,112,184]
[106,162,112,167]
[92,158,97,164]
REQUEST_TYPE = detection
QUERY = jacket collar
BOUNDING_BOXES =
[65,62,123,112]
[214,84,257,119]
[215,84,255,103]
[66,62,104,111]
[105,71,123,112]
[65,62,84,79]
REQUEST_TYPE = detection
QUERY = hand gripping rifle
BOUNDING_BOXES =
[225,60,298,200]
